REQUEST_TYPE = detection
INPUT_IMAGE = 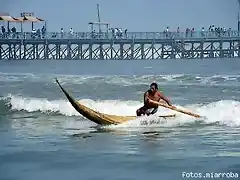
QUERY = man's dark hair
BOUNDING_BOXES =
[150,82,158,89]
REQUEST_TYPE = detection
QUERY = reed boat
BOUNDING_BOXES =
[55,79,176,125]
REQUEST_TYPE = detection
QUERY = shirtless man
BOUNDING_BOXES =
[136,82,172,116]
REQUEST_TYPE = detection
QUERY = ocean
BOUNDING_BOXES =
[0,59,240,180]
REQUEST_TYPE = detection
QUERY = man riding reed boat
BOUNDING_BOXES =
[136,82,172,116]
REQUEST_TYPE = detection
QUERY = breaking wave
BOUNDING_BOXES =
[2,94,240,128]
[0,72,240,86]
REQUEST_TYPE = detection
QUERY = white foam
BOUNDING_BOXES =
[8,94,80,116]
[0,72,100,84]
[0,72,240,86]
[6,94,240,128]
[197,100,240,127]
[197,74,240,85]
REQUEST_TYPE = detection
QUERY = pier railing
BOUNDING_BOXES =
[0,30,239,40]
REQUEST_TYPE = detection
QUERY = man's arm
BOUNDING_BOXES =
[159,92,172,106]
[144,91,149,105]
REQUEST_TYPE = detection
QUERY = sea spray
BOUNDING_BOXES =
[5,94,240,128]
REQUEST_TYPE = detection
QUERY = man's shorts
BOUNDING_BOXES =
[138,106,158,115]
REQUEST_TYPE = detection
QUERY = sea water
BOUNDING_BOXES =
[0,59,240,180]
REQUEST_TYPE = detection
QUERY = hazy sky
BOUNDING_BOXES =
[0,0,239,32]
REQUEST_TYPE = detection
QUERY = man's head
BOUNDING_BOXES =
[150,82,158,93]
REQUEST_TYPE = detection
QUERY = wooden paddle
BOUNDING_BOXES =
[148,99,201,118]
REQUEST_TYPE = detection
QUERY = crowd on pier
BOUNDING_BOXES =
[0,23,237,40]
[0,24,47,39]
[163,25,233,38]
[59,25,235,39]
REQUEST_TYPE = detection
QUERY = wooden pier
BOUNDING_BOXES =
[0,31,240,60]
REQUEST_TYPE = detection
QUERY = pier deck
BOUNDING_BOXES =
[0,31,240,60]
